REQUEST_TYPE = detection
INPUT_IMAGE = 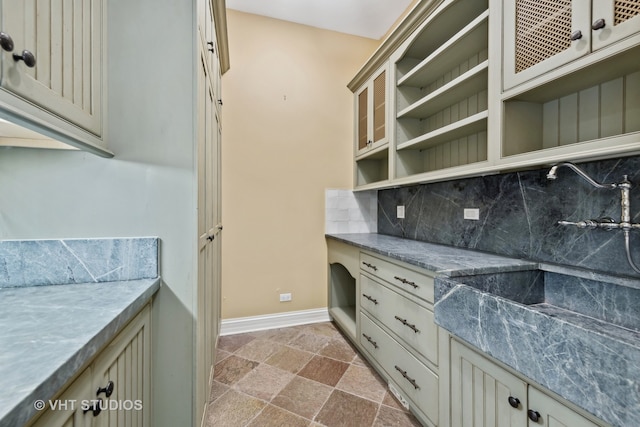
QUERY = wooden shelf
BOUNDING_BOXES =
[397,111,488,151]
[397,62,488,119]
[398,11,489,89]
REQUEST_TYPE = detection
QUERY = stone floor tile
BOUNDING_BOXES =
[301,322,339,338]
[289,332,331,353]
[213,355,259,385]
[208,380,229,403]
[235,339,284,362]
[234,363,295,401]
[336,364,387,403]
[297,355,350,387]
[382,391,410,412]
[319,336,357,362]
[373,405,422,427]
[204,389,265,426]
[265,345,314,374]
[315,389,378,427]
[247,404,311,427]
[217,333,256,353]
[271,376,333,420]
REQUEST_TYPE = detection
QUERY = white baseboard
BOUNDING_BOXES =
[220,308,331,336]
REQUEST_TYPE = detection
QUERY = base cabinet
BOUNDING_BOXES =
[450,338,603,427]
[28,305,151,427]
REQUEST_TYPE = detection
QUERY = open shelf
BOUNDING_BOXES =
[356,148,389,187]
[398,111,488,151]
[329,263,357,340]
[503,69,640,157]
[398,11,489,89]
[397,62,488,119]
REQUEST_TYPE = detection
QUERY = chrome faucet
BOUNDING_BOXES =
[546,161,640,274]
[546,162,617,190]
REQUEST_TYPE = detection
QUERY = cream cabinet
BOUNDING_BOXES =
[348,0,640,190]
[195,3,224,425]
[357,251,442,427]
[29,305,152,427]
[0,0,108,155]
[503,0,640,90]
[355,64,389,157]
[354,64,390,188]
[450,338,604,427]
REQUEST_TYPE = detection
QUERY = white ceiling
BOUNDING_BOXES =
[226,0,415,40]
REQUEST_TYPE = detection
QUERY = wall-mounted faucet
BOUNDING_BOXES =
[546,161,640,274]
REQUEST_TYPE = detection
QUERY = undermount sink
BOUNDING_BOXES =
[434,267,640,427]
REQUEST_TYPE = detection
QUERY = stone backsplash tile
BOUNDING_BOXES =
[0,237,158,287]
[379,156,640,277]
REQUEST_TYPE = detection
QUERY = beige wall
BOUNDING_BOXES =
[221,10,379,319]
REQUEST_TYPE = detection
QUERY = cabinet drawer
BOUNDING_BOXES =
[360,274,438,366]
[360,313,439,426]
[360,252,434,303]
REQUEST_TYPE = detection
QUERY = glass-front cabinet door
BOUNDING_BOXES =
[503,0,591,90]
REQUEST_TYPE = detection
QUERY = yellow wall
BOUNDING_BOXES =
[221,10,379,319]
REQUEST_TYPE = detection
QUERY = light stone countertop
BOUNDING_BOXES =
[326,233,537,275]
[0,278,160,427]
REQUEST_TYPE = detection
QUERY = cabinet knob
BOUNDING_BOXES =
[217,99,223,106]
[570,30,583,41]
[13,49,36,68]
[592,18,606,31]
[207,41,215,53]
[97,380,114,398]
[0,32,14,52]
[83,399,102,417]
[507,396,520,408]
[207,234,215,241]
[528,409,541,422]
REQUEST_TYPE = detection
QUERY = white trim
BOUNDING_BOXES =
[220,308,331,336]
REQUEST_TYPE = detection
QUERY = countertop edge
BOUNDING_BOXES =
[326,233,538,276]
[3,278,161,427]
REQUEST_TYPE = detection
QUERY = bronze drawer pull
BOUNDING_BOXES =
[362,333,378,349]
[394,315,419,333]
[395,365,420,390]
[362,293,379,305]
[393,275,418,289]
[362,261,378,271]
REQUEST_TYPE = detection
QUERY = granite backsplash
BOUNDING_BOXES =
[378,155,640,278]
[0,237,158,287]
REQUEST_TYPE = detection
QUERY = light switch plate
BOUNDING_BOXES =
[464,208,480,220]
[397,205,405,219]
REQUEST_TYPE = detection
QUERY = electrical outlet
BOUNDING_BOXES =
[388,383,410,410]
[464,208,480,220]
[397,205,405,219]
[279,293,292,302]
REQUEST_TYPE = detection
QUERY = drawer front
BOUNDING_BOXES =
[360,252,434,303]
[360,313,439,426]
[361,274,438,366]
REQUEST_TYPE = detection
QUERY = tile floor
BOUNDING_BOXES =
[204,322,422,426]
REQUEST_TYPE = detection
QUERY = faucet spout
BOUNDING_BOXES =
[546,162,617,189]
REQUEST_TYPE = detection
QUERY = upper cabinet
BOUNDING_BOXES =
[0,0,110,156]
[503,0,640,90]
[349,0,640,189]
[355,64,389,157]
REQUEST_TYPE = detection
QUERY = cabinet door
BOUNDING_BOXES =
[450,339,527,427]
[355,65,388,156]
[0,0,103,135]
[592,0,640,50]
[503,0,591,90]
[92,306,151,427]
[29,369,93,427]
[527,387,600,427]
